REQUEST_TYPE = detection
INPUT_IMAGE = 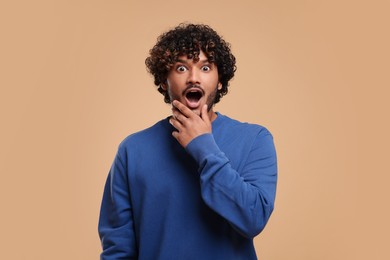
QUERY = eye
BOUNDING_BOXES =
[201,65,211,72]
[176,65,187,72]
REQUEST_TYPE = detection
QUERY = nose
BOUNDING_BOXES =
[186,69,200,85]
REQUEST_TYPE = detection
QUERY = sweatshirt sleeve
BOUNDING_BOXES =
[185,128,277,238]
[98,148,138,259]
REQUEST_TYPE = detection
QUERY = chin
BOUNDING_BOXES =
[191,108,201,116]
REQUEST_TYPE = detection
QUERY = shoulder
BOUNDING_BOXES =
[118,118,170,151]
[216,113,273,138]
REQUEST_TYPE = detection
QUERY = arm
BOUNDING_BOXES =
[186,129,277,238]
[98,149,138,259]
[169,101,277,238]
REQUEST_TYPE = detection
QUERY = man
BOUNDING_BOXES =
[98,23,277,259]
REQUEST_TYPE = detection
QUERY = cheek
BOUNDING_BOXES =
[210,72,220,86]
[167,76,185,88]
[166,82,180,98]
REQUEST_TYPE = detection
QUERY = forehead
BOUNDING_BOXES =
[176,50,209,63]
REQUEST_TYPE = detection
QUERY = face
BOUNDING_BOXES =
[163,51,222,117]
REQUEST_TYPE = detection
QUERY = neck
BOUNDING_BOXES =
[209,109,218,122]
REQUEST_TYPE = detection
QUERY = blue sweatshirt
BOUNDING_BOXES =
[98,113,277,259]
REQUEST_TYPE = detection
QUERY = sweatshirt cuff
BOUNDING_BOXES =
[185,133,221,164]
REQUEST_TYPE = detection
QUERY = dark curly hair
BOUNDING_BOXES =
[145,23,236,104]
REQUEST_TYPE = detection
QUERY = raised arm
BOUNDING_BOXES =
[169,100,277,238]
[186,128,277,238]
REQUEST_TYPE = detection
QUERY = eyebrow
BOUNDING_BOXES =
[176,57,210,64]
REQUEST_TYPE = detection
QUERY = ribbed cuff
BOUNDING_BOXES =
[185,134,221,164]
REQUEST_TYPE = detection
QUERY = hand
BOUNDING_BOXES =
[169,100,212,148]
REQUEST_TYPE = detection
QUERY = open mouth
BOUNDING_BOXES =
[184,88,203,108]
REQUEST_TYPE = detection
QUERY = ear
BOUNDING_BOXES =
[161,83,167,91]
[217,82,222,90]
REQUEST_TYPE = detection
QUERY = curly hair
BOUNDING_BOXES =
[145,23,236,104]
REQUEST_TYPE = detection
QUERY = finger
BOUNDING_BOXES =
[171,106,180,115]
[172,130,179,140]
[169,117,182,130]
[172,111,187,124]
[172,100,194,118]
[171,107,181,121]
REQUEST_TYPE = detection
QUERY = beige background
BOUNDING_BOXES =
[1,0,389,259]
